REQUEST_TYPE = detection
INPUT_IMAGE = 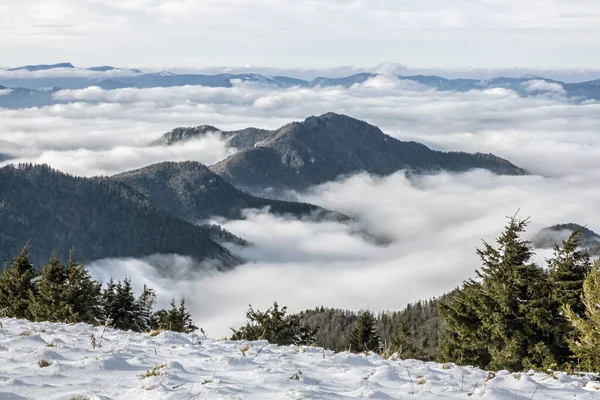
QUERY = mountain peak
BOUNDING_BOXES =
[7,62,74,72]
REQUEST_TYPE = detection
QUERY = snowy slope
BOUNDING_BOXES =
[1,319,599,399]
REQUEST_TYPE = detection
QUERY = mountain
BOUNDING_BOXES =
[202,113,526,191]
[0,153,11,162]
[152,125,272,150]
[7,62,75,72]
[532,223,600,256]
[308,73,376,88]
[109,161,337,222]
[0,164,241,267]
[0,85,55,109]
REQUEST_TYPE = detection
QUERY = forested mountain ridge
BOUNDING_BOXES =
[207,113,526,191]
[0,164,241,266]
[533,223,600,255]
[109,161,339,222]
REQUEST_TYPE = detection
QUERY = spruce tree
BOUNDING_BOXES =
[103,278,142,331]
[63,252,103,324]
[0,246,37,319]
[28,253,70,322]
[440,217,557,370]
[564,261,600,372]
[546,231,592,366]
[547,231,591,316]
[231,302,316,345]
[137,284,157,332]
[348,310,380,353]
[438,280,491,367]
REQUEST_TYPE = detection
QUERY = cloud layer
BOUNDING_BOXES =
[3,77,600,337]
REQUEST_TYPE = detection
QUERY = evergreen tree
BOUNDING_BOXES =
[564,261,600,372]
[137,284,157,332]
[231,302,316,346]
[103,278,142,331]
[348,310,380,353]
[28,253,70,322]
[63,252,102,324]
[438,280,491,367]
[0,246,37,319]
[154,297,197,333]
[547,231,591,316]
[546,231,592,365]
[439,217,557,370]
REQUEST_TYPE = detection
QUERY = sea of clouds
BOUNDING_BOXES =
[2,74,600,336]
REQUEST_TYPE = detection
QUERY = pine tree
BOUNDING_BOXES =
[153,297,198,333]
[548,231,591,315]
[103,278,142,331]
[231,302,316,345]
[28,253,70,322]
[439,217,557,370]
[564,261,600,372]
[348,310,380,353]
[546,231,592,366]
[0,246,37,319]
[137,284,156,332]
[63,252,103,324]
[438,280,491,367]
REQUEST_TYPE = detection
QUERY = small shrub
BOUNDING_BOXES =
[139,363,167,379]
[19,331,31,336]
[38,359,51,368]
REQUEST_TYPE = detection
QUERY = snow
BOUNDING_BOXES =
[1,319,599,399]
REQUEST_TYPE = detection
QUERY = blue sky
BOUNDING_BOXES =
[1,0,599,68]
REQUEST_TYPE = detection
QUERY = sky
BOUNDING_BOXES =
[1,0,600,69]
[2,77,599,336]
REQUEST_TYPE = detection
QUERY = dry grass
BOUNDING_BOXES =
[239,345,250,356]
[139,363,167,379]
[149,329,163,337]
[19,330,31,336]
[38,359,51,368]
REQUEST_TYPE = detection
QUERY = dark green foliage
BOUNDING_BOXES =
[564,261,600,372]
[63,253,103,324]
[153,298,198,333]
[28,254,70,322]
[547,231,592,365]
[28,252,102,324]
[231,302,317,346]
[102,278,144,332]
[0,246,37,319]
[0,164,239,266]
[297,298,446,359]
[548,231,592,316]
[438,280,491,367]
[348,311,381,353]
[439,217,594,371]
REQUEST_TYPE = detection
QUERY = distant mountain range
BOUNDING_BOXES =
[155,113,526,192]
[0,63,599,109]
[532,223,600,256]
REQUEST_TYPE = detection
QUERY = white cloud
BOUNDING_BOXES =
[0,89,12,95]
[521,79,566,94]
[3,80,600,337]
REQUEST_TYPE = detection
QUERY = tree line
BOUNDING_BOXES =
[0,247,197,333]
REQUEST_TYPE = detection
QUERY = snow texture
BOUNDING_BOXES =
[0,318,599,399]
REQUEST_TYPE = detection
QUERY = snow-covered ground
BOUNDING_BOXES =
[1,319,599,399]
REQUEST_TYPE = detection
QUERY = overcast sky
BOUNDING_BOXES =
[1,0,600,69]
